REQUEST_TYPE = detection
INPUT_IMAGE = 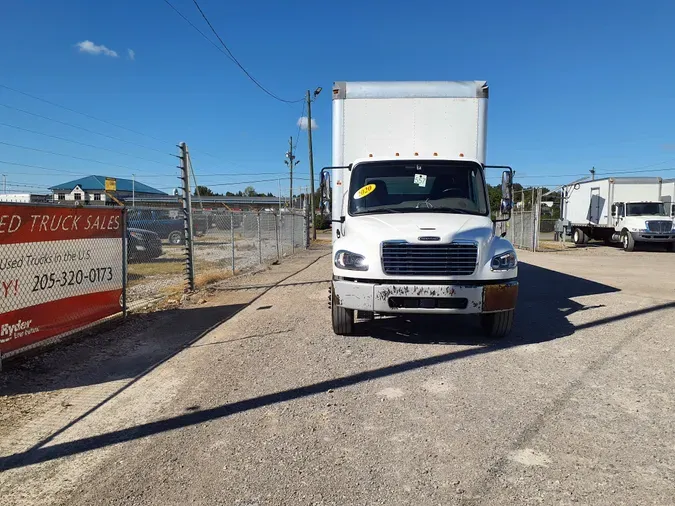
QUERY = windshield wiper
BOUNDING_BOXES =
[410,207,477,215]
[353,208,402,215]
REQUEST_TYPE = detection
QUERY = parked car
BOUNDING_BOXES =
[127,209,208,245]
[127,227,163,262]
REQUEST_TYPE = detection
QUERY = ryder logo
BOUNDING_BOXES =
[0,319,37,343]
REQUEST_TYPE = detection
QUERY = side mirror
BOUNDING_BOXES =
[671,204,675,218]
[611,204,617,217]
[319,169,331,215]
[500,170,513,216]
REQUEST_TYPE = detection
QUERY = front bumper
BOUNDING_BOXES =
[631,231,675,242]
[333,279,518,314]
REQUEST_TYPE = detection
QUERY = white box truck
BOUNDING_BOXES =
[320,81,518,338]
[0,193,32,203]
[662,178,675,218]
[560,177,675,251]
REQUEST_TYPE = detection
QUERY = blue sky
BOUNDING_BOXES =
[2,0,675,196]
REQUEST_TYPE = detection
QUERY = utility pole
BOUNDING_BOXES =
[132,174,135,207]
[285,136,299,208]
[2,174,6,194]
[307,87,322,240]
[590,166,596,181]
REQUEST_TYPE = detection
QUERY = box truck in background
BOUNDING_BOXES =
[560,177,675,251]
[321,81,518,338]
[0,193,32,203]
[662,178,675,218]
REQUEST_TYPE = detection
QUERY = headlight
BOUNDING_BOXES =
[491,250,517,271]
[334,250,368,271]
[129,231,144,240]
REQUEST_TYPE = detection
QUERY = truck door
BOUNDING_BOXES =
[588,187,602,224]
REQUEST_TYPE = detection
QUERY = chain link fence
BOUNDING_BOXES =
[192,210,307,287]
[502,188,570,252]
[124,206,309,306]
[125,207,191,307]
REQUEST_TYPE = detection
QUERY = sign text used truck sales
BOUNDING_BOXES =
[0,205,124,355]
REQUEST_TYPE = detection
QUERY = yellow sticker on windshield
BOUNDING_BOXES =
[353,184,376,200]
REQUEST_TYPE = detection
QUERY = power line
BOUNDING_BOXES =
[0,122,170,166]
[0,103,171,156]
[293,101,306,152]
[0,160,89,176]
[515,162,675,181]
[0,83,173,146]
[160,0,235,64]
[190,0,304,104]
[4,180,51,188]
[1,83,232,163]
[0,140,161,173]
[156,176,293,190]
[162,0,302,104]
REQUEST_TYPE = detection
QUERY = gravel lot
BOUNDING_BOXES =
[1,245,674,505]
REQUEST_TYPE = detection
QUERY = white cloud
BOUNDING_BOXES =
[75,40,118,58]
[127,49,135,61]
[297,116,318,131]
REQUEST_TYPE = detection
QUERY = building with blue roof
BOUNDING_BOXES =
[50,175,166,205]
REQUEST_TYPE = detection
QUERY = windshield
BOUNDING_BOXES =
[348,161,489,216]
[626,202,666,216]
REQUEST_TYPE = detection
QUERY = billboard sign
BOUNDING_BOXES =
[0,204,124,356]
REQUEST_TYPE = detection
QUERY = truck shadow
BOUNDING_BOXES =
[3,264,675,473]
[363,262,619,346]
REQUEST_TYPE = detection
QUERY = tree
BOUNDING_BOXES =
[243,186,256,197]
[225,191,235,197]
[194,185,218,197]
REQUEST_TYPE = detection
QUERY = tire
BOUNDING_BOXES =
[621,231,635,252]
[331,285,354,335]
[168,230,183,245]
[572,228,587,245]
[480,310,514,339]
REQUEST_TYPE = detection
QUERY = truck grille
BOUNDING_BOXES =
[646,221,672,233]
[381,242,478,276]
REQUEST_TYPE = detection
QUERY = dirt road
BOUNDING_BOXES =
[1,245,674,505]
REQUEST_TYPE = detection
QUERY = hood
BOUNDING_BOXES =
[128,227,160,237]
[343,213,493,244]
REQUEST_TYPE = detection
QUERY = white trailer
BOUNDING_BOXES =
[0,193,32,203]
[560,177,675,251]
[662,178,675,217]
[321,81,518,338]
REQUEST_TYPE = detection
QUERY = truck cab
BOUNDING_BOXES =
[322,81,518,338]
[611,201,675,251]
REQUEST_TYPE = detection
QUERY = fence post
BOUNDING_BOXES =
[275,212,280,261]
[303,202,309,248]
[179,142,195,291]
[257,212,262,264]
[291,213,295,254]
[230,212,235,275]
[122,207,128,318]
[519,190,525,248]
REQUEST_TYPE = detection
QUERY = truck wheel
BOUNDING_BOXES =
[480,310,514,339]
[331,286,354,335]
[168,231,183,245]
[572,228,587,245]
[621,231,635,252]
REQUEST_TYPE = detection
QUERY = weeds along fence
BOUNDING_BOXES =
[125,207,309,308]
